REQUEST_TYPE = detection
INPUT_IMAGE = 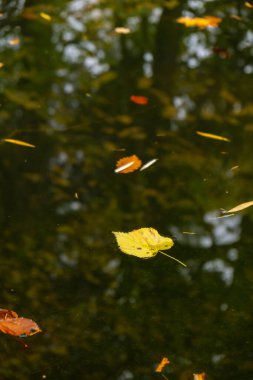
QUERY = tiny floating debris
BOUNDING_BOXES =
[40,12,52,21]
[140,158,158,171]
[182,231,197,235]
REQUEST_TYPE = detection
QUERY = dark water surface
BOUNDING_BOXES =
[1,1,253,379]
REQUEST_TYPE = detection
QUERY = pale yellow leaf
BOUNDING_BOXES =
[114,27,131,34]
[224,201,253,213]
[196,131,230,142]
[3,139,35,148]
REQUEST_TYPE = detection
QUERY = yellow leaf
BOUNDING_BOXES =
[114,27,131,34]
[40,12,52,21]
[245,2,253,8]
[196,131,230,142]
[223,201,253,213]
[112,228,186,266]
[155,357,170,373]
[8,38,20,46]
[3,139,35,148]
[0,63,4,69]
[176,16,221,28]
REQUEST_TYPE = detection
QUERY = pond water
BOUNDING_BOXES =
[1,1,253,379]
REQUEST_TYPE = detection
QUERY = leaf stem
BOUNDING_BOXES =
[159,251,187,267]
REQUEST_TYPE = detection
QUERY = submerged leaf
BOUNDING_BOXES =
[112,228,186,266]
[0,308,41,337]
[155,357,170,372]
[193,373,206,380]
[223,201,253,213]
[3,139,35,148]
[115,155,142,173]
[196,131,230,142]
[130,95,149,105]
[245,2,253,8]
[176,16,221,28]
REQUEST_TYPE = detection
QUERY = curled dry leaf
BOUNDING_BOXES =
[196,131,230,142]
[3,139,35,148]
[130,95,149,105]
[115,155,142,173]
[223,201,253,213]
[0,308,41,337]
[176,16,221,28]
[112,228,186,266]
[155,357,170,372]
[193,373,206,380]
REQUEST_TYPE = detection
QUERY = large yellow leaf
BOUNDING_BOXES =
[176,16,221,28]
[112,228,186,266]
[224,201,253,213]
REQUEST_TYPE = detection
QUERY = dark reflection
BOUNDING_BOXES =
[0,0,253,379]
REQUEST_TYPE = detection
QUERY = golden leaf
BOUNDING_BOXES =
[8,38,20,46]
[3,139,35,148]
[196,131,230,142]
[112,228,186,266]
[115,155,142,173]
[176,16,221,28]
[155,357,170,372]
[223,201,253,213]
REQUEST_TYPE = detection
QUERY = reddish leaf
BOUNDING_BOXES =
[130,95,149,105]
[0,308,41,337]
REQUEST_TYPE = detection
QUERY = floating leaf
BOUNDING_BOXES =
[130,95,149,105]
[140,158,158,171]
[176,16,222,28]
[8,38,20,46]
[193,373,206,380]
[115,155,142,173]
[155,357,170,372]
[245,2,253,8]
[0,308,41,337]
[114,27,131,34]
[230,165,239,171]
[0,62,4,69]
[3,139,35,148]
[196,131,230,142]
[40,12,52,21]
[112,228,186,266]
[223,201,253,213]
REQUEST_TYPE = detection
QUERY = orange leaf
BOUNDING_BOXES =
[0,308,41,337]
[176,16,221,28]
[8,38,20,46]
[115,155,142,173]
[130,95,149,105]
[193,373,206,380]
[155,357,170,372]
